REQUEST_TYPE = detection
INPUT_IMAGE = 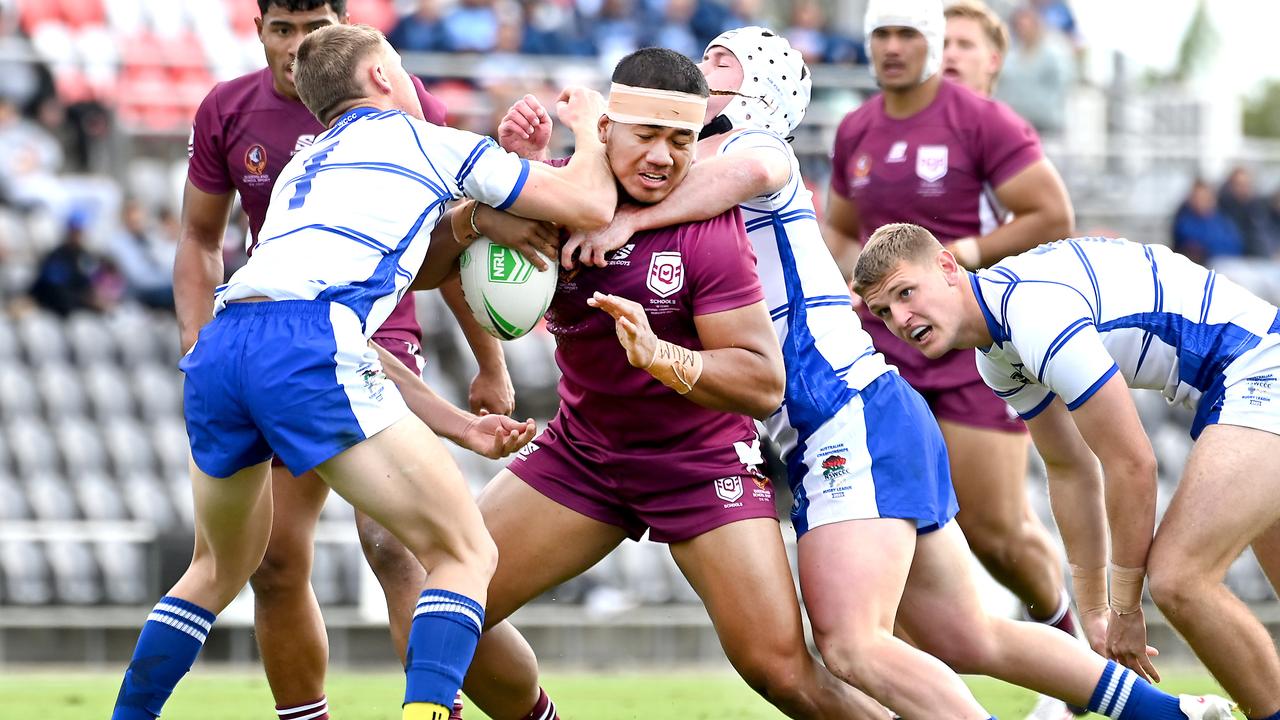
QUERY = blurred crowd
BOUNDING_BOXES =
[1172,167,1280,303]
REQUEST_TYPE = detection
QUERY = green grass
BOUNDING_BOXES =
[0,668,1240,719]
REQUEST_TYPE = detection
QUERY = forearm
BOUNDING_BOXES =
[1102,461,1158,570]
[415,205,471,290]
[1045,461,1110,608]
[373,343,474,443]
[628,159,775,235]
[550,144,616,230]
[439,273,506,373]
[974,206,1073,266]
[646,340,782,420]
[173,236,224,353]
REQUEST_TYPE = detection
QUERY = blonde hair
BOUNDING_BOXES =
[294,23,386,126]
[945,0,1009,59]
[852,223,945,295]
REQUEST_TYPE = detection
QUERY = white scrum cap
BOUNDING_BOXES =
[864,0,945,84]
[705,26,811,135]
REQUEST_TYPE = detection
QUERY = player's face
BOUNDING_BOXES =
[601,120,696,205]
[860,256,960,359]
[256,4,345,99]
[943,16,1000,96]
[698,46,745,123]
[869,26,929,92]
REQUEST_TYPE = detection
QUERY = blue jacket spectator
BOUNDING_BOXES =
[389,0,449,52]
[1173,180,1245,264]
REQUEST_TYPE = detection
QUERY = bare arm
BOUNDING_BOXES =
[590,293,784,419]
[823,190,863,284]
[626,145,790,233]
[438,273,515,415]
[962,158,1074,267]
[175,180,235,354]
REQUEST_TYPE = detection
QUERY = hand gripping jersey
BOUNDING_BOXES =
[973,237,1280,437]
[717,129,891,456]
[213,107,531,338]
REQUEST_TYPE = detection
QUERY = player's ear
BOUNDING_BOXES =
[369,61,392,94]
[938,248,961,284]
[597,115,611,144]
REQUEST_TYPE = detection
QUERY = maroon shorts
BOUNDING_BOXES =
[270,331,424,468]
[860,307,1025,434]
[507,416,777,543]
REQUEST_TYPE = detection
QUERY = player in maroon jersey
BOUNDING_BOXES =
[178,3,539,718]
[824,2,1080,701]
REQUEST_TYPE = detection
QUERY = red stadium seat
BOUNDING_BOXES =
[57,0,107,29]
[347,0,398,33]
[17,0,63,35]
[227,0,263,37]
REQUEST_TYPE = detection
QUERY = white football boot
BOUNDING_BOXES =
[1178,694,1236,719]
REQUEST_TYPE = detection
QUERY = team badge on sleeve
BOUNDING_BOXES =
[646,251,684,298]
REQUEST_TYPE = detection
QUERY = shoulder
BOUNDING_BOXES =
[835,97,881,142]
[411,75,448,126]
[199,68,270,115]
[942,81,1038,140]
[719,128,793,157]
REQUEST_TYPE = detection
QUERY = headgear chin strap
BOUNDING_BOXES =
[606,83,707,132]
[864,0,945,85]
[704,26,810,136]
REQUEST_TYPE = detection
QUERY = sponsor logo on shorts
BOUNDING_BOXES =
[1243,374,1276,407]
[820,454,848,481]
[515,441,539,460]
[713,476,743,505]
[646,251,684,298]
[357,362,386,403]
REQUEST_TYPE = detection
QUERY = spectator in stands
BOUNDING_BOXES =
[441,0,500,52]
[646,0,701,59]
[995,5,1072,135]
[106,199,175,311]
[0,96,65,215]
[1218,166,1268,257]
[28,211,115,316]
[1172,178,1244,265]
[590,0,644,68]
[1030,0,1079,45]
[782,0,830,65]
[388,0,448,52]
[518,0,595,55]
[1262,187,1280,259]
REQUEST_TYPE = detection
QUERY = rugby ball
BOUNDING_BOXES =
[459,236,557,340]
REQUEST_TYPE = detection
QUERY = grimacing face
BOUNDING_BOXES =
[942,16,1000,95]
[859,255,961,359]
[698,46,745,123]
[257,4,345,99]
[869,25,929,91]
[599,118,696,205]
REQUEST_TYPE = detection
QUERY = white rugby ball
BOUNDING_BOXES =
[459,236,557,340]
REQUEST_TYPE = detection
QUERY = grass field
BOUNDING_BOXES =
[0,668,1239,719]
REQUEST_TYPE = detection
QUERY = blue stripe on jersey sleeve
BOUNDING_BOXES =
[969,274,1006,345]
[494,159,530,211]
[1020,392,1058,420]
[1065,363,1119,411]
[456,138,491,186]
[1038,317,1093,379]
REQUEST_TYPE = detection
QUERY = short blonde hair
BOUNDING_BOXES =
[945,0,1009,58]
[852,223,944,295]
[295,23,385,126]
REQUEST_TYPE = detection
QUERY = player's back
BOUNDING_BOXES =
[719,129,889,441]
[987,237,1280,404]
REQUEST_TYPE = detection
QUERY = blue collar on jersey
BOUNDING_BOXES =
[329,106,383,131]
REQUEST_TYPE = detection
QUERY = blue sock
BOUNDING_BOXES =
[112,596,216,720]
[1088,660,1184,719]
[404,589,485,707]
[1250,712,1280,720]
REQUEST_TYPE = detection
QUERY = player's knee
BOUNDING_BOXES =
[250,539,312,597]
[732,644,810,706]
[357,516,422,584]
[1147,561,1196,619]
[813,628,885,688]
[913,625,997,675]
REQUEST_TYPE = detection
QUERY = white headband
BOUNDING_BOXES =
[605,83,707,132]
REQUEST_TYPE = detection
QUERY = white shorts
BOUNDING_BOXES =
[1213,334,1280,438]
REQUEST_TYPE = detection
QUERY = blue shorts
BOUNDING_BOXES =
[787,371,959,537]
[180,300,410,478]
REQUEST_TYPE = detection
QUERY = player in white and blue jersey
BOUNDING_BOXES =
[110,24,617,720]
[495,26,1232,720]
[855,223,1275,720]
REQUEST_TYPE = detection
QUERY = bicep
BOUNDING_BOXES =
[693,301,779,358]
[180,180,235,250]
[1025,397,1095,469]
[992,158,1072,226]
[1066,372,1153,468]
[824,189,862,241]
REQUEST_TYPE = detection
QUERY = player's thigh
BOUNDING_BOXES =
[669,518,808,663]
[1250,519,1280,594]
[797,517,917,638]
[262,466,330,560]
[316,415,489,566]
[895,523,992,651]
[1151,424,1280,580]
[186,460,275,589]
[936,419,1031,537]
[477,469,629,625]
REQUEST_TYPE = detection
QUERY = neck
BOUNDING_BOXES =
[326,100,384,128]
[883,74,941,118]
[957,270,994,348]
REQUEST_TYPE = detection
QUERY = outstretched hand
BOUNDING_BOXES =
[587,291,657,369]
[497,94,552,159]
[459,413,537,459]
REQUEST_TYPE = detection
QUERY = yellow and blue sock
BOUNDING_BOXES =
[111,596,216,720]
[403,589,485,719]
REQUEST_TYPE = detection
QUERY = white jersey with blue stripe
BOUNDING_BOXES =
[214,106,530,337]
[973,237,1280,435]
[716,129,890,447]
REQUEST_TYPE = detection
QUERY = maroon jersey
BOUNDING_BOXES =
[547,207,764,451]
[187,67,447,343]
[831,79,1041,390]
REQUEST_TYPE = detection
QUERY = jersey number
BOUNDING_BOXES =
[288,142,339,210]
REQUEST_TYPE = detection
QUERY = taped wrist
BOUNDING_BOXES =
[1109,564,1146,615]
[1069,564,1108,616]
[645,339,703,394]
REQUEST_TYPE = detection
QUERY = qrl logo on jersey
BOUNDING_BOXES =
[647,252,684,298]
[713,476,743,503]
[916,145,948,182]
[488,245,534,284]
